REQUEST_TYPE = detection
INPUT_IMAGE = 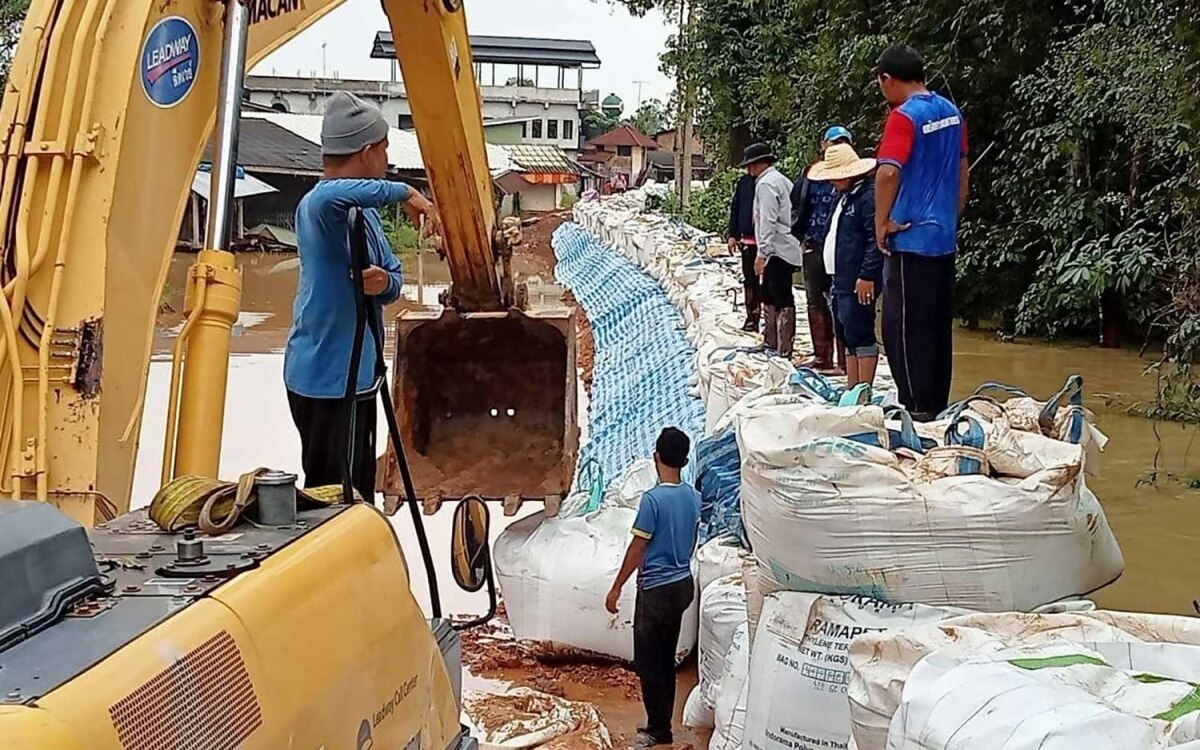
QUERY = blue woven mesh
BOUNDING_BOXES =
[553,223,705,495]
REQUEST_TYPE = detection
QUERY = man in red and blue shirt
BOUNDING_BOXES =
[874,45,970,420]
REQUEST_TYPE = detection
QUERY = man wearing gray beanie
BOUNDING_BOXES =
[284,91,439,500]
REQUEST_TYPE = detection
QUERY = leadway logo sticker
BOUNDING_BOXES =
[141,16,199,108]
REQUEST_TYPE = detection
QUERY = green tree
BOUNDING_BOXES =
[583,109,621,140]
[627,98,671,135]
[0,0,29,90]
[610,0,1200,419]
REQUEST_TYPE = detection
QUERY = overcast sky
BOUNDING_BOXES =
[253,0,678,117]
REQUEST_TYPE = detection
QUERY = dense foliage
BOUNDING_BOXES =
[629,98,672,135]
[613,0,1200,419]
[0,0,28,89]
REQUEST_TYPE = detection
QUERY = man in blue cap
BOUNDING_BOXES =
[790,125,853,374]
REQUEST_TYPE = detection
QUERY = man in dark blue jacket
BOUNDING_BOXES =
[791,126,853,374]
[727,171,760,332]
[808,143,882,389]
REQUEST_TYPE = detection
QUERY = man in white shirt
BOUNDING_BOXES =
[742,143,803,359]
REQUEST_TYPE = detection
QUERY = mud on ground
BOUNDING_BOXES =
[459,605,707,749]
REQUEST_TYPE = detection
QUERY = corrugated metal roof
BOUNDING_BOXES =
[504,144,580,175]
[247,224,299,248]
[371,33,600,68]
[191,170,278,200]
[245,112,514,175]
[202,118,324,174]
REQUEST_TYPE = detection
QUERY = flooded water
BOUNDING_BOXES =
[951,333,1199,616]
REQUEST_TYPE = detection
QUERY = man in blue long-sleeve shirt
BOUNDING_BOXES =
[284,91,437,499]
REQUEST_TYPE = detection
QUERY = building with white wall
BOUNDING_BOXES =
[244,35,601,157]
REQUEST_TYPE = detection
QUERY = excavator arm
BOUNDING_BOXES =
[0,0,575,526]
[0,4,532,747]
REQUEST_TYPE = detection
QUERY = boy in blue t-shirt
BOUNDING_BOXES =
[606,428,700,748]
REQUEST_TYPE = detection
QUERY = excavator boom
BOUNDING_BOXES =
[0,1,559,747]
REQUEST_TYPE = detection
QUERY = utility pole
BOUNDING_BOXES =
[676,0,696,208]
[633,80,650,110]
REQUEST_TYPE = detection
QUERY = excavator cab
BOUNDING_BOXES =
[385,306,579,504]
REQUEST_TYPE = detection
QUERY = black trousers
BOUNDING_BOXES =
[760,256,797,310]
[738,242,761,314]
[881,252,956,419]
[287,390,378,500]
[801,243,832,316]
[633,576,695,742]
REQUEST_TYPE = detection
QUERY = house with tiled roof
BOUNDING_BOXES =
[580,124,659,185]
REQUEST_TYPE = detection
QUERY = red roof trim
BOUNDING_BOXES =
[585,124,659,149]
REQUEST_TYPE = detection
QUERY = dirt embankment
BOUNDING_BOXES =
[514,212,596,392]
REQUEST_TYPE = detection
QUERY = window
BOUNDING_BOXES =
[547,119,559,140]
[531,119,543,139]
[563,120,575,141]
[521,121,528,139]
[398,114,415,130]
[617,145,633,157]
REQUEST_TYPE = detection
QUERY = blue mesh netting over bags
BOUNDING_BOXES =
[553,223,704,503]
[695,427,744,546]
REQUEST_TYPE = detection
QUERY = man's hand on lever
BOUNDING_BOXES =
[403,191,443,242]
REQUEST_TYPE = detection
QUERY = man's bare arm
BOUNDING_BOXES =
[875,164,902,250]
[606,536,649,613]
[613,537,648,591]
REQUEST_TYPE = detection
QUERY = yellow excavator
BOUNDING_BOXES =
[0,0,578,747]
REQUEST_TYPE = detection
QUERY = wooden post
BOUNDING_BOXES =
[676,0,696,208]
[417,249,426,307]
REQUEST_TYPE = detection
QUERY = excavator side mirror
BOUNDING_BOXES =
[450,497,491,593]
[449,497,497,630]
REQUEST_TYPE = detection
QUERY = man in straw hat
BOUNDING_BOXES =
[809,143,883,389]
[285,91,439,501]
[739,142,802,359]
[791,125,855,375]
[874,44,970,420]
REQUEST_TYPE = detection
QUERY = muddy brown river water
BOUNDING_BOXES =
[138,250,1198,745]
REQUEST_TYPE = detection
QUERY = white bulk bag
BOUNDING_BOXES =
[683,685,714,729]
[698,573,747,709]
[701,353,793,434]
[886,642,1200,750]
[850,610,1200,750]
[602,458,659,510]
[738,403,1124,611]
[494,507,698,663]
[709,623,750,750]
[696,536,743,594]
[743,594,964,750]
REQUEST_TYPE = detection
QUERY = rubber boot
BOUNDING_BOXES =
[742,281,761,332]
[762,305,779,353]
[799,307,836,372]
[778,306,796,360]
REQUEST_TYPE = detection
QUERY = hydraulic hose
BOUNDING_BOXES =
[346,208,442,619]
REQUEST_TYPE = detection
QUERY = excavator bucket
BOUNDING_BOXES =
[380,307,579,504]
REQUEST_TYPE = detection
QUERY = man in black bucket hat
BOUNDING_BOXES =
[741,143,803,359]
